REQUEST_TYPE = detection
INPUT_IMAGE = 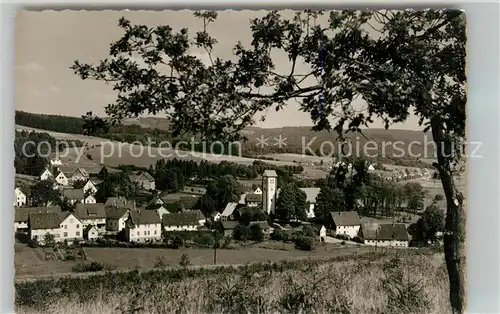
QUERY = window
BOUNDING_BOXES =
[76,231,80,236]
[144,231,147,236]
[76,224,80,228]
[63,232,68,237]
[137,232,140,236]
[64,225,67,229]
[154,231,157,235]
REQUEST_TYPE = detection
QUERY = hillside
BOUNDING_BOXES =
[15,111,436,166]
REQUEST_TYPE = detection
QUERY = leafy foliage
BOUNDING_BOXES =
[275,183,308,221]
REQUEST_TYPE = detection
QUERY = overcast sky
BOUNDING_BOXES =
[14,10,420,130]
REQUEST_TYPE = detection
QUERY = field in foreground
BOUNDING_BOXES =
[15,242,370,279]
[16,250,450,314]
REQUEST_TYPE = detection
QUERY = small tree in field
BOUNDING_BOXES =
[71,9,466,312]
[179,254,190,268]
[250,224,264,242]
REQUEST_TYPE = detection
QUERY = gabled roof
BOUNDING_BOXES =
[105,207,129,219]
[15,206,62,222]
[250,221,270,229]
[190,209,206,220]
[129,210,161,225]
[300,188,321,204]
[130,171,155,182]
[59,211,82,224]
[62,188,85,200]
[245,193,262,203]
[361,223,409,241]
[162,212,199,226]
[221,221,240,230]
[221,202,238,216]
[73,168,89,177]
[105,197,136,210]
[29,212,61,230]
[330,211,361,226]
[75,203,106,220]
[263,170,278,177]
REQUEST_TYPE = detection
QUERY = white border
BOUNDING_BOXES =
[2,2,499,313]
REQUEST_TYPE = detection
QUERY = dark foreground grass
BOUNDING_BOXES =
[16,250,450,314]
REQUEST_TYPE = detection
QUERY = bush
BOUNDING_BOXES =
[294,236,315,251]
[233,224,250,241]
[172,236,183,249]
[194,233,215,248]
[301,225,316,237]
[271,229,291,242]
[72,262,105,273]
[154,257,168,268]
[27,239,38,248]
[179,254,190,267]
[250,224,264,242]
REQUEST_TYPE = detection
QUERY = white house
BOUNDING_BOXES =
[211,212,222,222]
[50,158,62,166]
[14,187,27,207]
[244,193,262,207]
[83,179,98,195]
[62,189,85,204]
[330,211,361,239]
[105,207,130,232]
[253,187,262,195]
[85,225,100,241]
[162,212,201,231]
[84,194,97,204]
[74,203,107,232]
[55,171,69,186]
[14,206,62,232]
[300,188,321,219]
[360,223,410,248]
[71,168,89,183]
[319,225,327,241]
[28,211,83,244]
[220,202,238,221]
[125,210,162,243]
[129,171,156,191]
[40,169,53,181]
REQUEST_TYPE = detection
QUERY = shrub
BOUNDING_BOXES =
[233,224,250,242]
[271,229,291,242]
[294,236,314,251]
[249,224,264,242]
[172,236,183,249]
[27,239,38,248]
[179,254,190,267]
[194,233,215,248]
[71,262,105,273]
[154,256,168,268]
[301,225,316,237]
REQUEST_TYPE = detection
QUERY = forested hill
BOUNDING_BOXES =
[15,111,435,165]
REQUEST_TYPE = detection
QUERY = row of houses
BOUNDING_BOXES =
[15,197,208,245]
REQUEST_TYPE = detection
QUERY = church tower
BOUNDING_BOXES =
[262,170,278,215]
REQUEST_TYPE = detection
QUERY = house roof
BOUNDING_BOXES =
[75,203,106,220]
[129,210,161,225]
[62,188,85,200]
[130,171,155,182]
[250,221,270,229]
[105,197,136,210]
[74,168,89,177]
[182,186,207,195]
[15,206,62,222]
[361,223,409,241]
[105,207,129,219]
[190,209,206,220]
[330,211,361,226]
[162,212,200,226]
[147,195,165,206]
[263,170,278,177]
[245,193,262,203]
[29,212,61,230]
[221,202,238,216]
[221,221,240,230]
[300,188,321,203]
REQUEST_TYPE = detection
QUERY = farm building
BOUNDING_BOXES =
[14,206,62,232]
[162,212,201,231]
[14,187,27,207]
[360,223,410,247]
[28,211,83,245]
[74,203,106,232]
[129,171,156,191]
[330,211,362,239]
[125,210,162,243]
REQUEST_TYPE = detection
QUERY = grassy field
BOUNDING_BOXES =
[15,241,372,279]
[15,249,450,314]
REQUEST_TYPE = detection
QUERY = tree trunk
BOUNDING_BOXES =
[431,118,466,314]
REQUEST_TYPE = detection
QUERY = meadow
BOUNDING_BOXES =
[15,249,450,314]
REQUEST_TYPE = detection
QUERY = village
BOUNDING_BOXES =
[14,155,440,256]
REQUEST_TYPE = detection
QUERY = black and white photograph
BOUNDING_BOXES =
[13,9,466,314]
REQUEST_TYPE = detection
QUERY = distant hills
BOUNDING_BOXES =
[14,111,436,167]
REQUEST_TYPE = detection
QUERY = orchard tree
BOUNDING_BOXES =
[419,204,445,243]
[71,9,466,312]
[275,183,308,221]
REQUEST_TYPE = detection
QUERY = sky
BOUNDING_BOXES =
[14,10,421,130]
